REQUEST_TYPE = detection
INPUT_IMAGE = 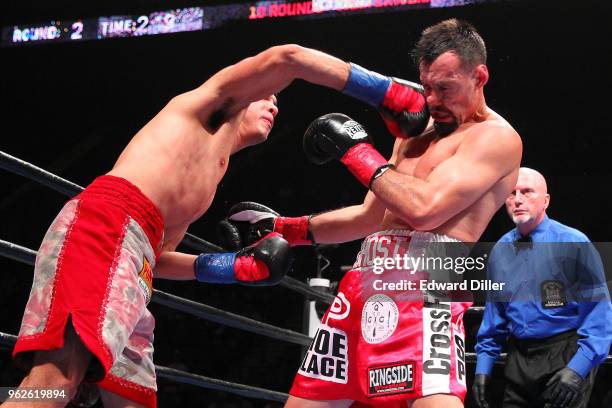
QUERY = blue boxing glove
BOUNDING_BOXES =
[194,232,292,286]
[342,63,429,138]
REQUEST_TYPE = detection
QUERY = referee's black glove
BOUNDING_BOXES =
[544,367,583,408]
[472,374,490,408]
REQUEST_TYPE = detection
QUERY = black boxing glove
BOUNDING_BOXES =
[195,232,292,286]
[217,202,314,250]
[303,113,392,188]
[472,374,490,408]
[342,63,429,138]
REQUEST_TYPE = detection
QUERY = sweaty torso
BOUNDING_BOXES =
[380,110,517,242]
[107,101,242,245]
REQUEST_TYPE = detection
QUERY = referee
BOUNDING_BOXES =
[472,168,612,408]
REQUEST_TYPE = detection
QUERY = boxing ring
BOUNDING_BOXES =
[0,149,610,403]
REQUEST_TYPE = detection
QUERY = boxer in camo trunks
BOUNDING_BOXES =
[5,43,371,408]
[219,20,522,407]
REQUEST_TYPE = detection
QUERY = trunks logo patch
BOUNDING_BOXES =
[323,292,350,325]
[361,294,399,344]
[299,326,348,384]
[367,361,415,397]
[138,255,153,305]
[541,280,566,308]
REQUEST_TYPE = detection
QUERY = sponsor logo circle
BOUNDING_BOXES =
[361,294,399,344]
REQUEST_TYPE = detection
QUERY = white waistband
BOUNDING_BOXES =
[362,229,462,243]
[354,230,466,271]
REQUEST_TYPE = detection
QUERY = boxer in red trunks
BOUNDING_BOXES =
[7,54,299,407]
[220,20,523,408]
[6,43,394,408]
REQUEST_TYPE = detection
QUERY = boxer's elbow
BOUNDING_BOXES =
[265,44,303,71]
[403,197,446,231]
[406,211,440,231]
[273,44,303,58]
[410,215,445,231]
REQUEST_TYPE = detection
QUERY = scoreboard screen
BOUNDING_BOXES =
[1,0,505,47]
[4,7,207,46]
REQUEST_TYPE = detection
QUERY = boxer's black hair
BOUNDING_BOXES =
[413,19,486,70]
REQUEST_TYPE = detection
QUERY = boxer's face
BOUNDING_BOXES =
[239,95,278,146]
[420,52,487,131]
[506,171,549,226]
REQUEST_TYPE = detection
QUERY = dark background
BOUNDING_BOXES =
[1,0,612,406]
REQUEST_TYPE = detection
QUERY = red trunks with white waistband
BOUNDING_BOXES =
[290,230,472,406]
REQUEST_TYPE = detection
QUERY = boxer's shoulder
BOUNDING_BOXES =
[461,116,520,149]
[478,108,518,134]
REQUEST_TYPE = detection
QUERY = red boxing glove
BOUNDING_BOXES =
[218,202,314,249]
[380,78,430,139]
[341,63,429,139]
[274,215,313,246]
[340,143,391,188]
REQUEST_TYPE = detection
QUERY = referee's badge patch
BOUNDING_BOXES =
[541,280,566,308]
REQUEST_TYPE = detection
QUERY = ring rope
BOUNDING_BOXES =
[280,276,335,304]
[0,331,288,402]
[0,150,83,198]
[3,151,611,365]
[0,239,311,346]
[0,149,333,304]
[0,239,504,362]
[0,328,494,366]
[4,238,611,364]
[13,237,606,365]
[152,290,311,346]
[0,332,18,349]
[0,240,36,265]
[155,366,288,402]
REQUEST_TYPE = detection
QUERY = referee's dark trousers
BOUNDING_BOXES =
[502,330,597,408]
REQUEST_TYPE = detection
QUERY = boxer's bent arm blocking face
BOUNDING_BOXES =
[370,125,521,232]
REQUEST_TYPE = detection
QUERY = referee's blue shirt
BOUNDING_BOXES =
[475,215,612,378]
